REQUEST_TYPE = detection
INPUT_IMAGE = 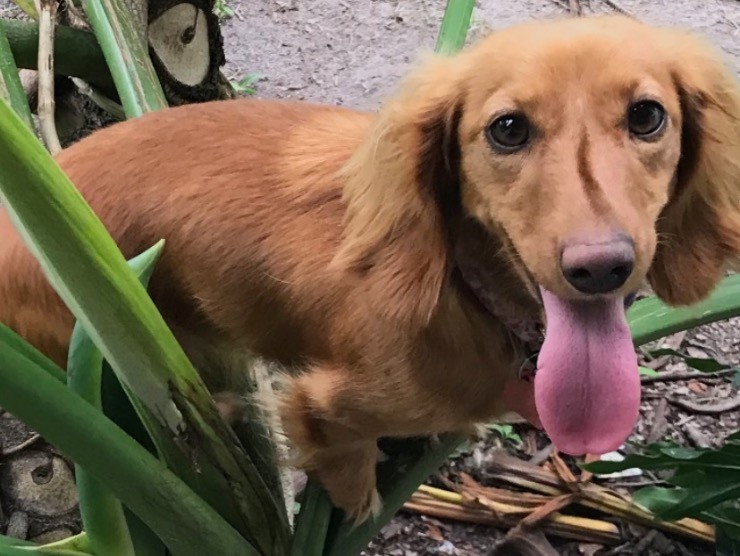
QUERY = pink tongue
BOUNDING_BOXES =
[534,288,640,455]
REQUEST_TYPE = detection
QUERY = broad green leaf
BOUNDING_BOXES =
[707,502,740,543]
[0,99,288,552]
[628,274,740,345]
[633,486,687,515]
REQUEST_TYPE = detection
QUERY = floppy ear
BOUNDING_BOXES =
[648,32,740,306]
[331,56,464,325]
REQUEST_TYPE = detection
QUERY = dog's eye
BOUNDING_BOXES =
[486,113,531,152]
[628,101,666,139]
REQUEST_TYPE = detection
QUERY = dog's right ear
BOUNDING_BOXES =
[331,56,465,326]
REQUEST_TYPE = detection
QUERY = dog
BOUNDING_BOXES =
[1,15,739,521]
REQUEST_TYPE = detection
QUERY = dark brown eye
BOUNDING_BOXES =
[628,100,666,139]
[486,113,531,152]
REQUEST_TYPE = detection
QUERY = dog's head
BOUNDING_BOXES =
[335,16,740,454]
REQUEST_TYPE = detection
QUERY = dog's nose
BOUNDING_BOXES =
[561,237,635,295]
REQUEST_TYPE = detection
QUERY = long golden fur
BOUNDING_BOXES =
[1,16,739,520]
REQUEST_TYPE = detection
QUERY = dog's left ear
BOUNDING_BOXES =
[648,32,740,306]
[331,56,465,326]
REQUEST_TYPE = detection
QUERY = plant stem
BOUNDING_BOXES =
[0,19,116,97]
[35,0,62,154]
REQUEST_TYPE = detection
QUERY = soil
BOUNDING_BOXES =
[1,0,740,554]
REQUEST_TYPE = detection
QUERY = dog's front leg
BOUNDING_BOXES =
[278,364,382,524]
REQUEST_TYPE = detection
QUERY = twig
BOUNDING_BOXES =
[568,0,582,15]
[668,395,740,415]
[35,0,62,154]
[601,0,634,17]
[641,368,737,384]
[2,433,41,457]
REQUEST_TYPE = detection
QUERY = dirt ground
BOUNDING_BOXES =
[1,0,740,555]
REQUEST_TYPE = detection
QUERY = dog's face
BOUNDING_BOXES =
[458,19,685,302]
[338,16,740,456]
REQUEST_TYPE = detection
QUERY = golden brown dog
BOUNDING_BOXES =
[1,15,739,520]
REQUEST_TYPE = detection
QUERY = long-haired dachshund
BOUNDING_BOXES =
[1,16,739,520]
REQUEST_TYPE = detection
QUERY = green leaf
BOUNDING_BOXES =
[289,480,333,556]
[67,244,164,556]
[0,19,116,99]
[78,0,167,116]
[639,365,659,377]
[707,502,740,544]
[628,274,740,345]
[716,527,740,556]
[0,322,65,383]
[435,0,475,55]
[633,486,687,515]
[0,98,288,552]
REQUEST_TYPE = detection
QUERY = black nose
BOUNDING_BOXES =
[561,237,635,295]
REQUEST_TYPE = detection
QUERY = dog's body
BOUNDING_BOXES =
[1,16,739,519]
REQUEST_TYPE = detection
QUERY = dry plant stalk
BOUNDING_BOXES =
[35,0,62,154]
[405,489,620,544]
[405,451,715,546]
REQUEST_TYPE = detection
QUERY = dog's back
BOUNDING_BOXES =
[0,98,372,372]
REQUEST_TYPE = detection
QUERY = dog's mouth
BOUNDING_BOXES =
[456,255,641,456]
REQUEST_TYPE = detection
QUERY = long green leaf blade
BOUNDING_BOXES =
[67,244,164,556]
[78,0,167,116]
